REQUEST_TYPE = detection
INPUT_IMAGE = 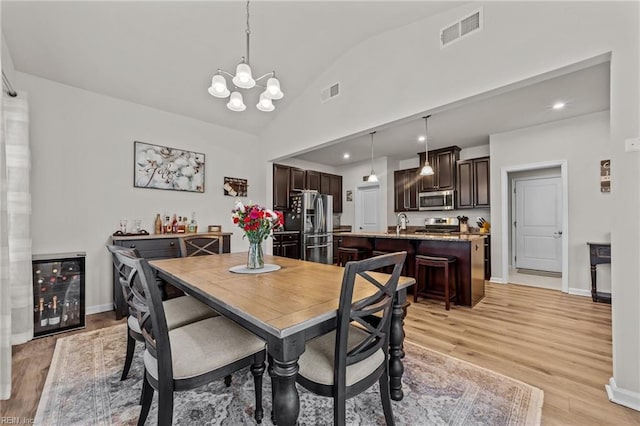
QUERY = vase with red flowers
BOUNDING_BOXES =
[231,201,284,269]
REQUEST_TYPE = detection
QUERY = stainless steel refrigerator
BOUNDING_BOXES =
[285,191,333,264]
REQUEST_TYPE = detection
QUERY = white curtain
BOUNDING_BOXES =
[0,92,32,400]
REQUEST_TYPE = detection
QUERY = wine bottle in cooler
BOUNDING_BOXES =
[61,298,70,326]
[39,297,48,327]
[49,296,61,326]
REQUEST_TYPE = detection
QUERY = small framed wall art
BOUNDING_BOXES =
[134,141,205,193]
[600,159,610,192]
[223,177,248,197]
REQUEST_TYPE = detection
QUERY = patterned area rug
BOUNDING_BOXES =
[35,324,542,425]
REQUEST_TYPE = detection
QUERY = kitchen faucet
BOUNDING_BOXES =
[396,213,408,235]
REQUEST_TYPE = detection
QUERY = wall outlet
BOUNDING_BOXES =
[625,137,640,152]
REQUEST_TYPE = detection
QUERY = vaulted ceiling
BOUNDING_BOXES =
[1,1,463,135]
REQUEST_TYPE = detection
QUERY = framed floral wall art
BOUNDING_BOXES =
[133,141,205,193]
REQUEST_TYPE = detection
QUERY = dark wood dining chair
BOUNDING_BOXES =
[113,251,267,426]
[179,235,222,257]
[106,245,218,381]
[296,251,407,426]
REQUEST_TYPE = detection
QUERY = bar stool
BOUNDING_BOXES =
[414,255,457,310]
[337,247,368,266]
[372,250,407,275]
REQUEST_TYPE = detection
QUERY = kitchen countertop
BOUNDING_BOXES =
[336,231,486,242]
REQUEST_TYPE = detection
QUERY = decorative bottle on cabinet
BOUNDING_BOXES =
[154,214,162,234]
[188,212,198,233]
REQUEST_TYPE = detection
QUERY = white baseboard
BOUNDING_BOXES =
[489,277,506,284]
[606,377,640,411]
[568,288,591,297]
[85,303,114,316]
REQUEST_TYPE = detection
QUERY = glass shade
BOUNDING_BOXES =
[208,75,230,98]
[420,163,434,176]
[265,77,284,100]
[367,172,379,182]
[227,91,246,112]
[232,63,256,89]
[256,92,275,112]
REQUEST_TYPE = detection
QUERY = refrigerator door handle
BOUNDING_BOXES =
[306,243,331,249]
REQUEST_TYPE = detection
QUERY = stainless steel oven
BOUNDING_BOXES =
[418,190,455,211]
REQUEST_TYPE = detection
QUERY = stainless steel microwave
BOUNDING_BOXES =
[418,190,455,211]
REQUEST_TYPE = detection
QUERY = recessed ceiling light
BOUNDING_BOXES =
[552,102,566,110]
[343,153,350,159]
[418,135,426,142]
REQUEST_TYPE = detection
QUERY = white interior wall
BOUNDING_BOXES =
[336,156,388,230]
[16,72,265,313]
[261,1,640,404]
[491,111,611,295]
[1,32,16,83]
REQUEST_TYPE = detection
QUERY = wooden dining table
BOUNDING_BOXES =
[149,252,415,426]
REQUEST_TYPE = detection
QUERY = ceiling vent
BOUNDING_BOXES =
[440,8,483,47]
[320,83,340,102]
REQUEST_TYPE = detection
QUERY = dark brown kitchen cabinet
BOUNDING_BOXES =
[320,173,331,194]
[306,170,321,191]
[273,164,343,212]
[290,167,306,192]
[329,174,342,213]
[320,172,343,213]
[418,146,461,192]
[457,157,490,209]
[273,164,291,210]
[394,168,419,212]
[273,232,300,259]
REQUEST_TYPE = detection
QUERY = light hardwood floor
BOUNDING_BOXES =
[1,283,639,425]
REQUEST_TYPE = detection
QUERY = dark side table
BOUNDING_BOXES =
[587,242,611,304]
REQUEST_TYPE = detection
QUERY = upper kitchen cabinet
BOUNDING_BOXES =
[273,164,343,212]
[418,146,461,192]
[330,173,343,213]
[457,157,490,209]
[273,164,291,210]
[305,170,321,191]
[290,167,306,192]
[320,172,343,213]
[394,168,419,212]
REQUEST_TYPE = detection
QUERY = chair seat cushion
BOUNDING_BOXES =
[298,325,385,386]
[127,314,141,334]
[163,295,218,330]
[144,316,265,380]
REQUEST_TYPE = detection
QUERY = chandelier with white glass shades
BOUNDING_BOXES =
[207,0,283,112]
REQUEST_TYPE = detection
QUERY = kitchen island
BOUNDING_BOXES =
[337,231,486,307]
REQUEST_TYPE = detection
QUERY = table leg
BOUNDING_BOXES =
[271,358,300,426]
[389,289,407,401]
[590,264,598,302]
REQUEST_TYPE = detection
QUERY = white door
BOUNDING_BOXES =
[514,177,562,272]
[355,184,380,232]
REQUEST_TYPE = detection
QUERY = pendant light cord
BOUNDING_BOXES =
[423,115,431,163]
[370,131,376,171]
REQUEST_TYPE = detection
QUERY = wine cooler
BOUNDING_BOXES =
[32,252,86,338]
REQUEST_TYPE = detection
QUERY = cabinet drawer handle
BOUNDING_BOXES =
[129,244,136,248]
[169,241,175,246]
